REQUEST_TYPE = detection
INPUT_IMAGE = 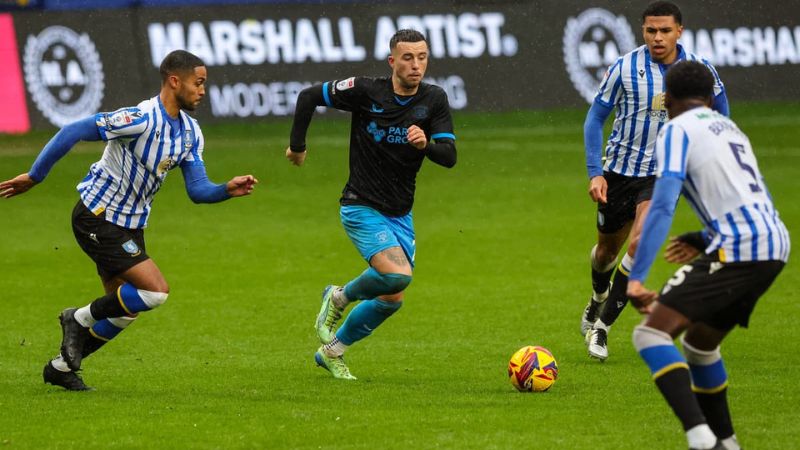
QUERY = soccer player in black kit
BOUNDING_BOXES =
[285,29,456,380]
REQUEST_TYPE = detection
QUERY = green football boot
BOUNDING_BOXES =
[314,346,357,381]
[315,285,344,344]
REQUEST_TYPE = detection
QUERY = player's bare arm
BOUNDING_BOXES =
[0,173,37,198]
[663,237,701,264]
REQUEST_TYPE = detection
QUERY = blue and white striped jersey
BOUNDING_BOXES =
[77,95,205,229]
[595,44,724,177]
[655,106,790,263]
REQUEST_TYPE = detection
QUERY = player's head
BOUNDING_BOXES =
[160,50,207,111]
[664,60,714,118]
[388,29,428,93]
[642,1,683,64]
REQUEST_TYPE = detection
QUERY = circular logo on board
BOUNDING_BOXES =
[23,26,104,127]
[563,8,637,103]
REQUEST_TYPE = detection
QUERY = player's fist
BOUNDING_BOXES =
[226,175,258,197]
[286,147,307,166]
[588,175,608,203]
[407,125,427,150]
[0,173,36,198]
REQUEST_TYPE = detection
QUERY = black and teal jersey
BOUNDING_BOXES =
[319,76,456,216]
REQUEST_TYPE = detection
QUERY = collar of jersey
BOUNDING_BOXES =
[394,95,414,106]
[156,95,183,136]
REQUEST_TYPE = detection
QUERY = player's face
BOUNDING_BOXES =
[389,41,429,93]
[175,66,207,111]
[642,16,683,64]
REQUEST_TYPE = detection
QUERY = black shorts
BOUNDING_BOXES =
[658,254,785,331]
[71,200,149,280]
[597,171,655,234]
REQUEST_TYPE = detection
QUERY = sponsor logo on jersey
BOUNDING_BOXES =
[375,231,388,243]
[23,25,105,127]
[337,77,355,91]
[366,121,386,142]
[649,92,668,122]
[562,8,637,103]
[370,103,384,113]
[122,239,141,256]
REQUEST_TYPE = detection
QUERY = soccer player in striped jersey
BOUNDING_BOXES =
[285,29,456,380]
[0,50,257,391]
[627,60,788,450]
[582,1,730,361]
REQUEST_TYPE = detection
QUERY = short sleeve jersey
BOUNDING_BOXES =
[77,96,205,229]
[595,44,725,178]
[655,106,790,263]
[322,76,455,216]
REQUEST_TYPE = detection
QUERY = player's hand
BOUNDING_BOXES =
[588,176,607,203]
[0,173,36,198]
[407,125,427,150]
[286,147,307,166]
[664,236,701,264]
[226,175,258,197]
[627,280,658,314]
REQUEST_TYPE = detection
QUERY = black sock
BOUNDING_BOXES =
[599,269,629,326]
[89,292,128,321]
[655,368,707,431]
[696,389,734,440]
[591,267,614,296]
[81,335,107,360]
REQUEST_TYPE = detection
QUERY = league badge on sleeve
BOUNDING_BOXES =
[336,77,356,91]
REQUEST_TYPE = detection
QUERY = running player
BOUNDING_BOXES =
[0,50,257,390]
[628,60,789,450]
[285,29,456,380]
[582,1,729,361]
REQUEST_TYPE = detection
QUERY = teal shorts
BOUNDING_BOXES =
[340,205,415,267]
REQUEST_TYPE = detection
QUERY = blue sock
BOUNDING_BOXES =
[335,299,402,345]
[343,267,411,300]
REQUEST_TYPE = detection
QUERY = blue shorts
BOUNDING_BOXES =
[340,205,415,267]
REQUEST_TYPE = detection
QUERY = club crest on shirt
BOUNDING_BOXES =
[375,231,389,243]
[183,129,193,150]
[412,105,428,120]
[157,158,176,176]
[121,239,141,256]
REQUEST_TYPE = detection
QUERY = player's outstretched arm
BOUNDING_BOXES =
[1,116,101,198]
[286,84,328,167]
[181,163,257,203]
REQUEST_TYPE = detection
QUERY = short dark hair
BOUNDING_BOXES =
[642,1,682,25]
[389,29,427,50]
[665,60,714,100]
[159,50,205,82]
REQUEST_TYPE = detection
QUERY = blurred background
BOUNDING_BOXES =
[1,0,799,133]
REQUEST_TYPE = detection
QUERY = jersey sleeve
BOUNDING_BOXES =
[702,59,725,97]
[181,121,205,166]
[429,88,455,141]
[95,107,148,141]
[655,123,690,180]
[594,58,624,107]
[322,76,369,112]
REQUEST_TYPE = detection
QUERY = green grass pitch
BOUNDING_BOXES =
[0,103,798,449]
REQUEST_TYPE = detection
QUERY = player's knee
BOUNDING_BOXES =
[138,289,169,309]
[377,272,412,294]
[680,336,721,365]
[632,325,673,352]
[378,291,405,302]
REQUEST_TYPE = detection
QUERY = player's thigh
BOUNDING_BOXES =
[340,205,415,274]
[72,200,151,281]
[596,172,640,236]
[683,322,730,351]
[626,199,652,255]
[643,302,692,338]
[119,259,169,293]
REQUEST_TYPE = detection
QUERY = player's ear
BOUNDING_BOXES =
[388,54,395,68]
